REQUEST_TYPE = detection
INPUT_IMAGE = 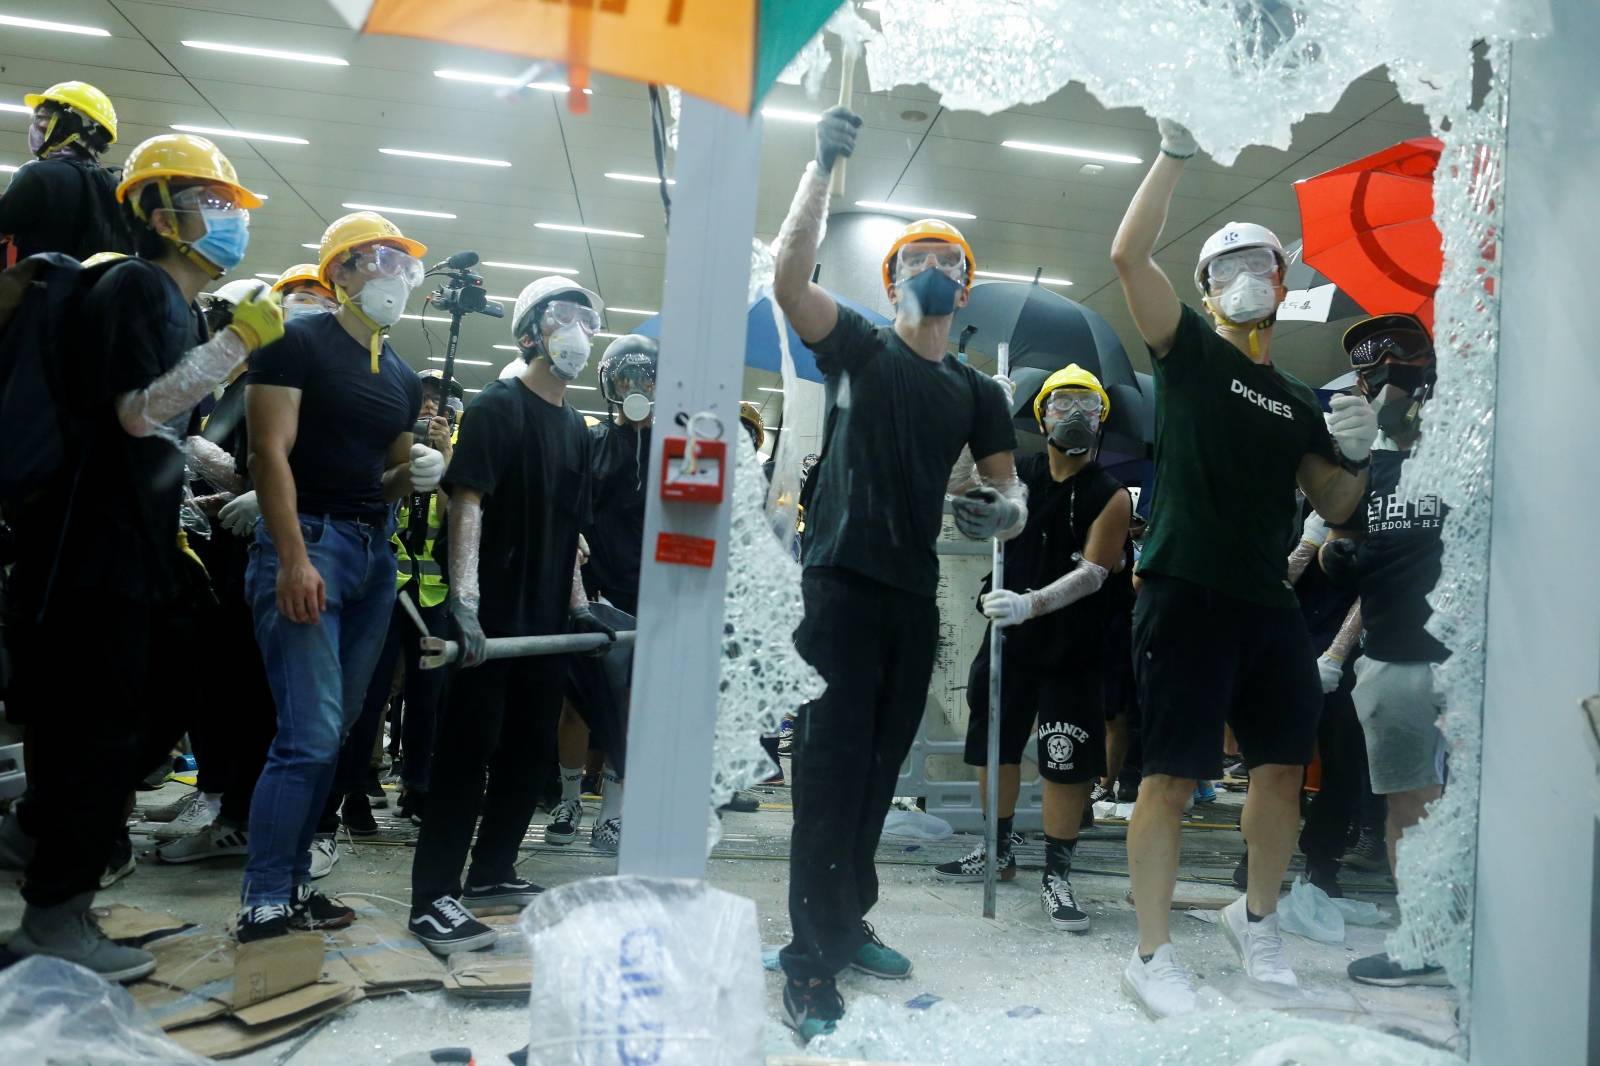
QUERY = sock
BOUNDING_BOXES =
[1247,908,1264,923]
[599,770,624,823]
[996,815,1015,854]
[1043,834,1076,879]
[560,766,583,802]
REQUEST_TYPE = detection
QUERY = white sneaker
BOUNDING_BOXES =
[309,836,339,880]
[153,793,219,842]
[1121,943,1198,1019]
[1220,896,1298,987]
[157,824,248,863]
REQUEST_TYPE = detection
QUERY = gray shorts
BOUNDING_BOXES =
[1351,657,1447,795]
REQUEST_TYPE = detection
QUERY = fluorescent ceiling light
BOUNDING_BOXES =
[1001,139,1143,165]
[0,102,31,114]
[253,272,280,280]
[344,201,456,219]
[855,199,976,220]
[429,356,492,367]
[761,107,820,124]
[301,243,320,250]
[182,40,347,66]
[492,344,520,351]
[567,384,597,391]
[0,163,19,174]
[595,332,622,339]
[483,261,579,275]
[0,14,109,36]
[463,387,481,393]
[536,222,644,239]
[756,386,784,393]
[577,409,609,416]
[380,147,510,168]
[605,171,675,186]
[402,313,451,323]
[432,69,592,94]
[974,269,1073,286]
[607,306,656,316]
[172,123,308,145]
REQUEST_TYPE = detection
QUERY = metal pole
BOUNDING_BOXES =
[983,341,1009,919]
[417,630,636,670]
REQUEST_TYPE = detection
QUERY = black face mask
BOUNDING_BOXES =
[1373,387,1422,437]
[1048,412,1097,455]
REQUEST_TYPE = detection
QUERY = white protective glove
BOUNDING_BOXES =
[980,588,1033,628]
[1157,118,1198,160]
[993,374,1016,408]
[1327,393,1379,464]
[409,443,445,492]
[218,490,260,538]
[1316,653,1345,694]
[1301,511,1331,548]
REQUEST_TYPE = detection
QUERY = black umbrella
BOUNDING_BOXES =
[1280,238,1365,323]
[953,279,1151,457]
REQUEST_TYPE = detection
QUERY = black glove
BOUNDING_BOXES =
[815,106,862,175]
[448,595,488,669]
[570,602,618,655]
[1319,537,1360,587]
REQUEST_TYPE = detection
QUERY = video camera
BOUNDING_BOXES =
[427,251,504,320]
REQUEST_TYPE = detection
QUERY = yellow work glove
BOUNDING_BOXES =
[226,289,285,352]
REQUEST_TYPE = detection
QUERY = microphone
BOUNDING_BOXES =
[432,250,480,271]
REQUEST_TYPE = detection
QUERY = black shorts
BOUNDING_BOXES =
[561,601,636,774]
[964,639,1106,785]
[1101,606,1137,722]
[1132,573,1321,780]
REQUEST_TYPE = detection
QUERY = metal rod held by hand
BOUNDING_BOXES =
[984,341,1009,920]
[419,629,637,670]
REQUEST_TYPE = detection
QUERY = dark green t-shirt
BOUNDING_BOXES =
[1137,304,1337,608]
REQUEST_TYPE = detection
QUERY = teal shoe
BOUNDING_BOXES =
[783,976,843,1042]
[850,920,913,979]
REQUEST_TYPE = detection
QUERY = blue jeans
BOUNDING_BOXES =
[242,514,396,906]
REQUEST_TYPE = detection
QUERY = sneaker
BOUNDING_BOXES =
[1347,951,1451,987]
[152,792,218,842]
[850,920,912,979]
[1231,854,1248,892]
[364,770,388,809]
[145,790,201,823]
[782,975,844,1042]
[933,842,1016,883]
[760,767,786,787]
[590,816,621,854]
[579,772,601,797]
[720,789,761,813]
[290,883,356,931]
[158,824,249,864]
[1121,943,1198,1019]
[1222,756,1247,779]
[1090,781,1114,806]
[396,789,427,826]
[1220,896,1298,987]
[309,835,339,880]
[409,895,497,956]
[776,715,797,758]
[1341,828,1387,872]
[462,876,545,911]
[546,798,583,845]
[1042,873,1089,931]
[9,892,156,982]
[340,792,378,836]
[99,833,135,890]
[1305,858,1343,898]
[1192,781,1217,805]
[236,903,292,944]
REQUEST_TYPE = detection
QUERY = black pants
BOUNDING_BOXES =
[780,569,938,982]
[410,653,562,903]
[189,595,277,825]
[1299,671,1378,862]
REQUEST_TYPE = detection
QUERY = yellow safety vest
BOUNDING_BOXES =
[393,492,447,608]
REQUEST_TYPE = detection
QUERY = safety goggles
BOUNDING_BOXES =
[1046,390,1102,418]
[170,184,250,220]
[1348,330,1432,369]
[344,243,424,288]
[1206,247,1279,287]
[896,242,967,283]
[282,291,336,314]
[541,300,603,334]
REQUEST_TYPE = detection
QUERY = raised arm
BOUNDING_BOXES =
[773,107,860,344]
[1110,121,1198,357]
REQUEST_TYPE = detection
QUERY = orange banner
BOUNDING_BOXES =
[363,0,757,113]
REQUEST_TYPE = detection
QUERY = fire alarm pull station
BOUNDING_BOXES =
[660,435,726,504]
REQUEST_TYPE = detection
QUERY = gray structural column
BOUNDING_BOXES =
[1471,7,1599,1061]
[617,97,761,879]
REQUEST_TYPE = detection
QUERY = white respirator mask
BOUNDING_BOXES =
[355,275,411,328]
[547,323,592,381]
[1210,273,1278,324]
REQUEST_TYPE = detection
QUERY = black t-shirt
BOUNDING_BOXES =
[11,258,201,608]
[443,379,593,636]
[999,455,1131,669]
[582,419,649,608]
[801,307,1017,597]
[0,157,133,261]
[247,314,421,519]
[1352,448,1449,663]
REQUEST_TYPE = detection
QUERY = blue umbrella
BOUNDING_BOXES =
[633,291,889,383]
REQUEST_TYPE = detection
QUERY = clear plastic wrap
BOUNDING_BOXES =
[774,162,830,298]
[182,434,244,494]
[447,495,484,611]
[115,329,249,443]
[1021,557,1106,619]
[0,956,211,1065]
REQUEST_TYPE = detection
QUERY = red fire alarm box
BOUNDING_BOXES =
[660,436,726,503]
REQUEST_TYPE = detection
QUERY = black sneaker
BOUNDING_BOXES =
[719,789,760,813]
[1348,951,1450,987]
[462,875,544,911]
[933,842,1016,883]
[409,895,498,956]
[579,772,601,797]
[290,883,356,930]
[364,770,388,809]
[236,903,292,943]
[545,798,582,845]
[1342,828,1387,872]
[1089,781,1114,806]
[396,789,426,826]
[341,792,378,836]
[782,975,844,1042]
[1042,873,1089,931]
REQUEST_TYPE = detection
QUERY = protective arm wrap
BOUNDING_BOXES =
[1023,558,1108,619]
[569,550,587,611]
[116,330,250,442]
[448,496,483,611]
[988,468,1028,542]
[946,446,977,496]
[775,163,830,288]
[1325,601,1363,663]
[184,434,245,494]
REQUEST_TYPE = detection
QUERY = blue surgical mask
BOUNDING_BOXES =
[191,209,250,272]
[900,267,960,317]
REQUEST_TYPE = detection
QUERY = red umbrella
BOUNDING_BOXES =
[1294,137,1443,331]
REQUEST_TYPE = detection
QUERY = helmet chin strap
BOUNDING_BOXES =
[1205,298,1275,358]
[336,285,385,373]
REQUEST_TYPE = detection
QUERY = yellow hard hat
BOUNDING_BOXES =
[1033,363,1110,430]
[272,262,331,295]
[82,251,128,267]
[115,133,262,208]
[739,401,766,451]
[24,81,118,143]
[880,218,977,296]
[317,211,427,287]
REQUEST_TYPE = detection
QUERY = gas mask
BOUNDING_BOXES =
[1360,361,1432,438]
[621,391,653,422]
[1044,391,1102,455]
[355,275,410,328]
[546,323,592,380]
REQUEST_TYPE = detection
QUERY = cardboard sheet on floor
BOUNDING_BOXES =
[443,914,531,999]
[324,899,447,994]
[92,902,194,946]
[169,984,364,1060]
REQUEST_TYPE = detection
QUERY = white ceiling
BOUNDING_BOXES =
[1,0,1431,419]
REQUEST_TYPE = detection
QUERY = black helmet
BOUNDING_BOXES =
[417,368,465,400]
[598,334,659,406]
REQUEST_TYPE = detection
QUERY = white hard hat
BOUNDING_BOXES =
[511,276,603,342]
[1193,221,1286,294]
[211,278,270,306]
